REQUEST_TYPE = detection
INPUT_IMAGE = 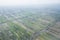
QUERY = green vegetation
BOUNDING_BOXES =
[0,16,7,23]
[0,6,60,40]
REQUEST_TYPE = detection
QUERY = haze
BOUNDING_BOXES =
[0,0,60,6]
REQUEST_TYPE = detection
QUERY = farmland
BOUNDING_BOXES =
[0,4,60,40]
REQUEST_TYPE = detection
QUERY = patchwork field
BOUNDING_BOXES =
[0,5,60,40]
